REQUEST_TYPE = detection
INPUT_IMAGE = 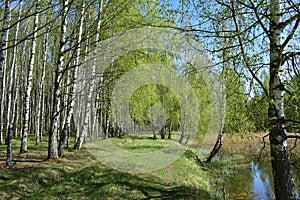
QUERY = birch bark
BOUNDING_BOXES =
[48,0,69,159]
[59,1,85,156]
[74,0,103,149]
[36,26,49,144]
[268,0,296,198]
[0,0,11,145]
[6,0,22,166]
[20,0,40,153]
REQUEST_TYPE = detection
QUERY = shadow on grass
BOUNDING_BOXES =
[0,163,214,200]
[53,165,213,199]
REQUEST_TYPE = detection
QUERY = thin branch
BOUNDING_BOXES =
[280,13,300,29]
[248,0,270,36]
[287,135,300,139]
[286,119,300,124]
[281,17,300,50]
[231,0,269,96]
[258,134,269,162]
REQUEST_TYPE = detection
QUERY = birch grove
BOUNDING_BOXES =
[0,1,299,198]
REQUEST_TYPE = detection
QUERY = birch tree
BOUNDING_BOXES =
[267,0,297,198]
[74,0,104,150]
[60,1,86,154]
[20,0,40,153]
[48,0,69,159]
[5,0,23,166]
[36,25,49,145]
[0,0,11,145]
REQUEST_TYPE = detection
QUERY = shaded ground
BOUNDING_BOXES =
[0,137,222,200]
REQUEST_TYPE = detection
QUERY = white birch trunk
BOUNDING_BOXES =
[5,0,22,166]
[75,0,103,149]
[0,0,11,145]
[8,0,22,137]
[20,0,40,153]
[36,26,49,144]
[12,36,28,138]
[7,0,22,130]
[48,0,69,159]
[74,45,87,148]
[59,2,85,155]
[268,0,296,199]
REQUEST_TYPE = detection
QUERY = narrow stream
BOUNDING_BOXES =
[224,161,299,199]
[251,162,274,199]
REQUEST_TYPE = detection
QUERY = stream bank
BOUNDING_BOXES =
[205,133,300,199]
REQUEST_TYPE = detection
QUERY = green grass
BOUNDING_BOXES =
[110,134,170,153]
[0,135,223,200]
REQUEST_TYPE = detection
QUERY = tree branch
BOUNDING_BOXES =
[287,135,300,139]
[258,133,269,162]
[230,0,269,96]
[281,18,300,51]
[280,13,300,29]
[248,0,270,36]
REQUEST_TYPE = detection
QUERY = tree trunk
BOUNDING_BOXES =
[179,75,188,144]
[160,125,166,139]
[74,0,103,149]
[12,75,21,138]
[179,110,186,143]
[20,0,40,153]
[205,23,227,163]
[59,2,85,156]
[0,0,11,145]
[9,0,22,139]
[150,107,156,139]
[168,121,171,139]
[268,0,296,199]
[48,0,69,159]
[205,84,226,163]
[36,26,49,145]
[12,33,28,139]
[6,0,22,166]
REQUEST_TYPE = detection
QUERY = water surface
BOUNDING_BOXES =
[225,161,299,199]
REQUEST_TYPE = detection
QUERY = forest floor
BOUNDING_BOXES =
[0,133,298,200]
[0,135,223,200]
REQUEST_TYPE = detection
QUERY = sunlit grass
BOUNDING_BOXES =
[110,133,170,153]
[0,135,223,200]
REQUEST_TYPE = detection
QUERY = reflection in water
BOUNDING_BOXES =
[224,165,253,199]
[251,162,274,199]
[225,161,299,200]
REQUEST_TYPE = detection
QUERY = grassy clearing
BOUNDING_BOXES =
[0,135,223,200]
